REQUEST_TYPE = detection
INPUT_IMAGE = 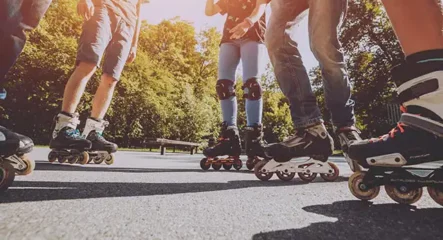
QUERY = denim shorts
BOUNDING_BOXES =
[76,6,135,80]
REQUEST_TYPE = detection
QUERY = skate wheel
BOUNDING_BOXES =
[320,162,340,182]
[297,163,317,182]
[212,161,222,171]
[48,151,57,163]
[276,171,295,181]
[246,157,257,171]
[200,158,211,170]
[385,184,422,205]
[105,154,114,165]
[254,160,273,181]
[76,152,89,165]
[233,160,242,171]
[93,156,104,164]
[428,186,443,206]
[223,163,232,170]
[348,171,379,201]
[58,156,68,164]
[15,155,35,176]
[0,161,15,192]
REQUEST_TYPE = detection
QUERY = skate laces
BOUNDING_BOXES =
[371,106,407,142]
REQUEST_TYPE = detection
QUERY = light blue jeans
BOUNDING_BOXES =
[218,39,266,127]
[266,0,355,129]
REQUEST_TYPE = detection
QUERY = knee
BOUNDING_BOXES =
[101,74,118,88]
[216,79,236,100]
[242,78,262,101]
[310,36,344,68]
[76,62,97,76]
[265,27,285,56]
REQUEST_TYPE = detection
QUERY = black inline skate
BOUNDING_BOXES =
[0,125,35,192]
[82,118,117,165]
[48,112,91,164]
[335,125,363,172]
[256,123,339,182]
[348,53,443,206]
[201,122,242,171]
[244,124,266,170]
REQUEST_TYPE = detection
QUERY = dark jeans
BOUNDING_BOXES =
[0,0,52,85]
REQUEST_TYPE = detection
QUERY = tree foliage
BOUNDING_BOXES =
[1,0,293,146]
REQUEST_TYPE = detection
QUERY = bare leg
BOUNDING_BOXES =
[90,74,117,120]
[381,0,443,55]
[61,62,97,113]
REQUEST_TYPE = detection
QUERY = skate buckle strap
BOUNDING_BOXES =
[400,113,443,137]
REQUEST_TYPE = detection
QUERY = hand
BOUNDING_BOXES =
[230,18,253,40]
[127,46,137,63]
[77,0,95,21]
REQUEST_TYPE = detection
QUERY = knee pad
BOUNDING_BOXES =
[242,78,262,100]
[216,79,236,100]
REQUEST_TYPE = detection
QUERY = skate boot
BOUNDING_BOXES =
[81,118,117,165]
[335,125,363,172]
[255,123,339,182]
[49,112,92,164]
[0,126,34,192]
[244,124,266,170]
[201,122,242,171]
[348,52,443,206]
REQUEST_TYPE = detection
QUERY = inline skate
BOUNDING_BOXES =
[200,122,243,171]
[0,125,34,192]
[48,112,91,164]
[348,54,443,206]
[244,124,267,170]
[255,123,339,182]
[82,118,117,165]
[335,125,363,172]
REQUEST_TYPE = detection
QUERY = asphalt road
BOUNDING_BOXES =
[1,148,442,240]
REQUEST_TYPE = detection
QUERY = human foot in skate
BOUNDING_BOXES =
[49,112,91,164]
[201,122,242,171]
[244,124,267,170]
[255,123,339,182]
[348,53,443,206]
[0,125,35,177]
[82,118,117,165]
[335,125,362,172]
[264,123,334,162]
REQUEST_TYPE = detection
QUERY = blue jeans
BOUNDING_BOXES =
[0,0,52,85]
[218,40,266,127]
[266,0,355,129]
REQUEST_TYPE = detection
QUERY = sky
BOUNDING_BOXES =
[140,0,318,71]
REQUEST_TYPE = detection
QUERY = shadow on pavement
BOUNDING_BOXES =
[252,200,443,240]
[1,180,308,203]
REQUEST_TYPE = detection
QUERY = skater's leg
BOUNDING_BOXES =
[240,40,265,126]
[62,6,114,114]
[266,0,322,129]
[61,62,97,113]
[308,0,355,128]
[90,11,135,120]
[217,42,240,126]
[0,0,52,88]
[91,74,117,119]
[381,0,443,55]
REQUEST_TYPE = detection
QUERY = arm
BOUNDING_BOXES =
[247,0,269,24]
[205,0,222,16]
[230,0,269,39]
[127,1,143,63]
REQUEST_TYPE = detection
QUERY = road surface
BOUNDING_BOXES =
[1,148,442,240]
